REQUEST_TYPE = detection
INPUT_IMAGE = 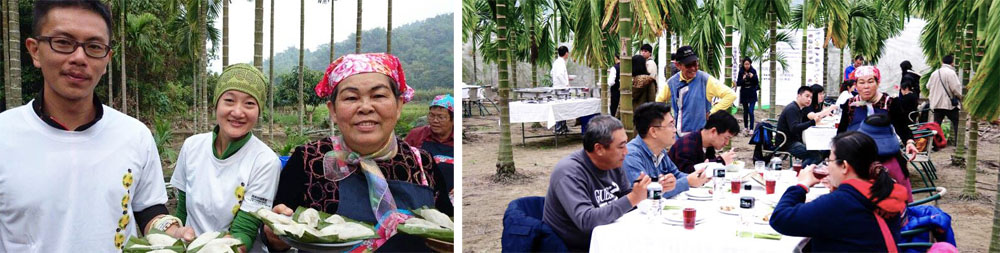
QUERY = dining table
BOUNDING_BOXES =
[590,168,830,252]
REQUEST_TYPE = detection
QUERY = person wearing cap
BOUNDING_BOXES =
[170,63,281,251]
[836,65,918,159]
[265,53,452,252]
[405,94,455,191]
[0,1,195,251]
[770,131,907,252]
[656,45,737,135]
[856,115,914,203]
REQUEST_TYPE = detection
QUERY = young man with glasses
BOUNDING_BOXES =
[622,102,711,199]
[405,94,455,192]
[656,46,736,135]
[668,111,740,174]
[0,1,194,251]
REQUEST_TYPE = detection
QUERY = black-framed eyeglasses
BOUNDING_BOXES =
[36,36,111,58]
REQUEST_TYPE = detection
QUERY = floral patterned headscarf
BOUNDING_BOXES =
[315,53,414,103]
[430,94,454,112]
[850,65,880,82]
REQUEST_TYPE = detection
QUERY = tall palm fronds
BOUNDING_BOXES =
[844,0,904,64]
[743,0,790,118]
[684,0,725,78]
[571,0,618,71]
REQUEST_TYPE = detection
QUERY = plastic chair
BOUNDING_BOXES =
[907,130,939,188]
[501,196,568,252]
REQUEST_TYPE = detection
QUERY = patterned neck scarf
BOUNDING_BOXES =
[322,134,412,252]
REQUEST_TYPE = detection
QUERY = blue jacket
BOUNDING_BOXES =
[770,184,903,252]
[622,137,690,199]
[900,205,956,253]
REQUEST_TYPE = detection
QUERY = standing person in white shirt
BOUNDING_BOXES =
[608,58,621,117]
[0,1,195,251]
[170,64,281,252]
[551,46,573,133]
[642,44,657,79]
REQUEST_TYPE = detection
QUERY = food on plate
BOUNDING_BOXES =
[145,233,177,247]
[324,214,347,224]
[719,205,736,212]
[417,208,454,229]
[297,208,321,228]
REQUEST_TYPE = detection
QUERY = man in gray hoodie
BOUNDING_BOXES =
[543,115,652,251]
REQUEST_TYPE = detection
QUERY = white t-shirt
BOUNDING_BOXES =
[0,103,167,252]
[170,132,280,235]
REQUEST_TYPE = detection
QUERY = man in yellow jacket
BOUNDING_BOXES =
[656,46,736,135]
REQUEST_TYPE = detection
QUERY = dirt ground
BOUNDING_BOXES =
[461,107,999,253]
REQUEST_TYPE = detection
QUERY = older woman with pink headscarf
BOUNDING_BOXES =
[836,65,919,158]
[263,53,452,252]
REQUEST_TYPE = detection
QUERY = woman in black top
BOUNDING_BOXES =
[736,57,759,130]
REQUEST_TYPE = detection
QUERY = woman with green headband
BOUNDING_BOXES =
[170,63,281,251]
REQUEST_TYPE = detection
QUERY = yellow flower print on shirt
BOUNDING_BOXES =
[232,183,246,215]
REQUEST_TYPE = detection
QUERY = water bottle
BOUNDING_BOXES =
[769,157,783,171]
[738,196,755,237]
[713,168,726,202]
[647,177,663,216]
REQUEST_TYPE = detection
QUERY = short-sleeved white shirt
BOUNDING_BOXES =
[170,132,280,235]
[0,103,167,252]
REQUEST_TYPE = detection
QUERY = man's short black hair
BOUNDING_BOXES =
[583,115,624,152]
[34,0,113,38]
[704,111,740,135]
[854,55,864,62]
[558,46,569,57]
[640,44,653,53]
[634,102,671,138]
[797,86,812,95]
[943,54,954,65]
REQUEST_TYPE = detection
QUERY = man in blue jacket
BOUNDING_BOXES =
[623,102,711,199]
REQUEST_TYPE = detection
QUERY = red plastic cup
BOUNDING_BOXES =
[683,208,697,229]
[793,163,803,176]
[730,180,742,194]
[765,179,776,194]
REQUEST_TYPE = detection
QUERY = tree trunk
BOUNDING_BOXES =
[223,0,229,67]
[619,0,634,139]
[472,35,478,85]
[596,67,603,113]
[254,0,263,70]
[269,0,275,140]
[386,0,391,53]
[664,29,671,78]
[960,23,976,193]
[330,0,337,62]
[511,59,518,88]
[839,47,844,83]
[2,0,8,110]
[5,0,20,109]
[121,0,127,115]
[601,31,609,114]
[299,0,306,132]
[725,23,733,89]
[355,0,362,53]
[495,0,516,177]
[769,9,777,119]
[530,9,536,88]
[200,0,208,130]
[801,24,807,87]
[992,157,1000,252]
[953,24,971,165]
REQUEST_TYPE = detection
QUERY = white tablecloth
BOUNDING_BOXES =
[508,98,601,128]
[590,169,830,252]
[462,85,482,99]
[803,126,838,150]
